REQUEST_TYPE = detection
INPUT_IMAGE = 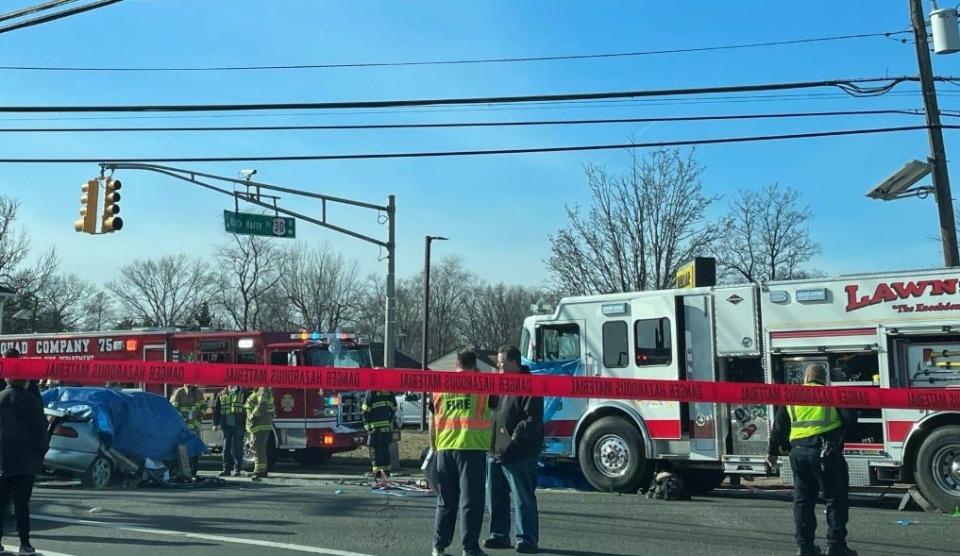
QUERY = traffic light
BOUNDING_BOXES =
[101,177,123,233]
[73,179,99,234]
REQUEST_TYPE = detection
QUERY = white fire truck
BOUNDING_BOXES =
[0,329,370,468]
[521,265,960,512]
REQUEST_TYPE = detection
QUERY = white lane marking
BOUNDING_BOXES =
[33,514,375,556]
[34,550,79,556]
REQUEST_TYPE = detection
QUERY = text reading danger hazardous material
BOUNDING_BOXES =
[2,358,959,411]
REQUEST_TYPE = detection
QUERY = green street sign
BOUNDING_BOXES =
[223,210,296,238]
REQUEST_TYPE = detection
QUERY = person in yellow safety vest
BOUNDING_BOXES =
[361,389,397,483]
[170,384,207,433]
[430,350,494,556]
[245,386,275,481]
[767,364,859,556]
[213,386,246,478]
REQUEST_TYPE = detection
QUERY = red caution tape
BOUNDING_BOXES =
[2,357,959,411]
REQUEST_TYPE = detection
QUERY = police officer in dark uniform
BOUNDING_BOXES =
[767,364,859,556]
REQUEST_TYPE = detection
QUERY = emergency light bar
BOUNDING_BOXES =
[288,331,370,345]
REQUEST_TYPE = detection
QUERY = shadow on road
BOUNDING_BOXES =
[35,534,217,548]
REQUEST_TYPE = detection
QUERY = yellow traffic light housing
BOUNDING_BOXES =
[73,179,99,234]
[101,177,123,233]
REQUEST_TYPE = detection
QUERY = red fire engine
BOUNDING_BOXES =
[0,328,370,467]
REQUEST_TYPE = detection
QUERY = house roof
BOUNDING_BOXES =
[428,349,498,372]
[370,342,422,369]
[0,285,15,297]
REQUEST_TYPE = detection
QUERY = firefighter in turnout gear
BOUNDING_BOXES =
[361,389,396,483]
[245,386,275,480]
[170,384,206,433]
[767,364,859,556]
[213,386,246,477]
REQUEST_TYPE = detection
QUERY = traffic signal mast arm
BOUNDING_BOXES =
[96,161,400,369]
[98,162,388,247]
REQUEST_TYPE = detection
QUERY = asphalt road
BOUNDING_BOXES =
[15,466,958,556]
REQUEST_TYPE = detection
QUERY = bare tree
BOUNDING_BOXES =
[4,248,60,333]
[0,196,29,287]
[717,184,821,283]
[463,282,543,350]
[82,290,117,331]
[35,272,96,332]
[214,235,284,330]
[548,148,723,295]
[281,242,362,332]
[109,255,215,327]
[423,257,474,359]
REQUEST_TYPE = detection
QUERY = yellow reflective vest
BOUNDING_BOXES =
[433,393,492,451]
[787,383,842,442]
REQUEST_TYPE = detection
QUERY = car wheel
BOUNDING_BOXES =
[81,456,114,489]
[914,425,960,513]
[578,416,652,493]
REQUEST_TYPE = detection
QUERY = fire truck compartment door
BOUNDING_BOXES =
[713,285,760,356]
[682,294,720,461]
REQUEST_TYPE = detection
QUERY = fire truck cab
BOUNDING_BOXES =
[522,267,960,512]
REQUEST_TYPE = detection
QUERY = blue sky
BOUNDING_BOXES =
[0,0,956,288]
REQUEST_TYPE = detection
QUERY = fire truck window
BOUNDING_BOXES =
[602,321,629,368]
[236,352,257,364]
[304,346,373,368]
[634,318,672,366]
[270,352,289,365]
[538,324,581,361]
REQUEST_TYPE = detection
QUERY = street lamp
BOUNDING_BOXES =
[420,235,448,431]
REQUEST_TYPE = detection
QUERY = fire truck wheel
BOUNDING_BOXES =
[676,469,726,494]
[292,448,332,465]
[81,456,114,489]
[914,425,960,513]
[578,417,652,493]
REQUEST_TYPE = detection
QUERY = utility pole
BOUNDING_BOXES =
[384,195,397,369]
[419,235,447,431]
[911,0,960,266]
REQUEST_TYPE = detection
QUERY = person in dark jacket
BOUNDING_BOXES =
[0,376,49,555]
[1,348,41,400]
[767,364,859,556]
[484,345,543,555]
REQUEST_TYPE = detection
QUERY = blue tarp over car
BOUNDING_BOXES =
[42,387,207,461]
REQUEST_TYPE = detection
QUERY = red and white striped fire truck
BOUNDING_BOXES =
[0,329,369,467]
[522,265,960,512]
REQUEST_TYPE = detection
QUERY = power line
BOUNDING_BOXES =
[0,0,80,24]
[0,77,925,113]
[0,0,124,35]
[0,125,951,164]
[0,109,925,133]
[0,30,913,72]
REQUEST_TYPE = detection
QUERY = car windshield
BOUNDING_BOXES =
[303,345,372,368]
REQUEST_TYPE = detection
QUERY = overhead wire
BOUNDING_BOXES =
[0,109,927,133]
[0,30,913,72]
[0,77,927,113]
[0,125,955,164]
[0,0,124,34]
[0,0,81,24]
